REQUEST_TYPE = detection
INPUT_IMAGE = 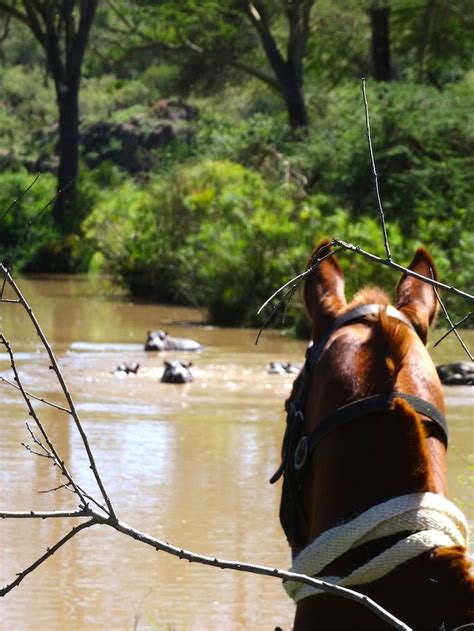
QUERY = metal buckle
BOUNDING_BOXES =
[294,436,308,471]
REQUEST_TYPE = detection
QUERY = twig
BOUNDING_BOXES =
[255,279,305,345]
[0,375,73,414]
[0,519,98,597]
[104,514,411,631]
[433,312,474,350]
[0,173,40,223]
[0,509,93,519]
[256,237,474,340]
[0,334,87,505]
[362,78,391,261]
[21,443,53,459]
[0,266,117,521]
[255,244,339,344]
[332,239,474,304]
[429,268,473,360]
[38,482,74,494]
[1,177,75,277]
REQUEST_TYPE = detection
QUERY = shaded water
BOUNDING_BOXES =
[0,276,472,630]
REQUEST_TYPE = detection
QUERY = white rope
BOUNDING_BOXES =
[285,492,469,602]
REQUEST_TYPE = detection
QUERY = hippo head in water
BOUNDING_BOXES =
[145,330,168,351]
[114,362,140,375]
[267,361,301,375]
[160,360,194,384]
[144,330,202,352]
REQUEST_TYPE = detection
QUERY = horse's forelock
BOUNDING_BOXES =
[350,304,413,396]
[349,286,390,308]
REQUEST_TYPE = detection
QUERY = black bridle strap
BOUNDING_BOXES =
[304,391,448,458]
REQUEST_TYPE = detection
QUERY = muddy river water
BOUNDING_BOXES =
[0,276,472,630]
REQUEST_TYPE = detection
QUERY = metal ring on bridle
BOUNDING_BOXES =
[294,436,309,471]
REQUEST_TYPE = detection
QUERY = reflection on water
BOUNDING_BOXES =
[0,275,472,630]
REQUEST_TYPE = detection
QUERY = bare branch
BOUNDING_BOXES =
[21,443,53,459]
[0,173,40,223]
[362,78,391,260]
[38,482,73,494]
[0,268,117,520]
[0,177,75,279]
[104,514,411,631]
[433,312,474,350]
[429,268,473,360]
[0,518,98,597]
[332,239,474,304]
[0,375,73,414]
[0,333,87,504]
[0,509,92,519]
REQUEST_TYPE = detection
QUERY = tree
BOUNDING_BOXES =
[0,1,99,232]
[104,0,315,129]
[242,1,314,127]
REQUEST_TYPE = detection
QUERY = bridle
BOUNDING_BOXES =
[271,303,449,553]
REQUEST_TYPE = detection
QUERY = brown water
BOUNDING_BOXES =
[0,276,472,631]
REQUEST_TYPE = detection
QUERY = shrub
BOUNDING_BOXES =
[0,170,57,270]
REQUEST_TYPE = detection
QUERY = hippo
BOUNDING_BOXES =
[113,362,140,375]
[268,361,302,375]
[144,330,202,352]
[160,360,194,384]
[436,361,474,385]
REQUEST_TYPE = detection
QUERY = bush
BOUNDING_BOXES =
[0,170,58,270]
[85,159,318,322]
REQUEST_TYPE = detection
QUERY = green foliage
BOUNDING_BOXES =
[0,65,56,162]
[0,170,57,270]
[0,1,472,327]
[84,159,311,323]
[83,74,473,326]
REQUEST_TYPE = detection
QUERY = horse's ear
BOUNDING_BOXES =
[304,240,346,338]
[396,246,439,344]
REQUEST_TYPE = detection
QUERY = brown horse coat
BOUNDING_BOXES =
[280,242,474,630]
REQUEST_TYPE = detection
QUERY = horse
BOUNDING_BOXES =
[273,241,474,630]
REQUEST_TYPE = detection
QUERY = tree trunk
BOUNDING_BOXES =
[370,6,392,81]
[245,1,311,129]
[284,79,308,128]
[54,81,80,232]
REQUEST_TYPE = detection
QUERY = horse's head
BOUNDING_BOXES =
[279,241,448,554]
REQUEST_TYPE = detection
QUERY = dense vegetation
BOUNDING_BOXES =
[0,1,472,327]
